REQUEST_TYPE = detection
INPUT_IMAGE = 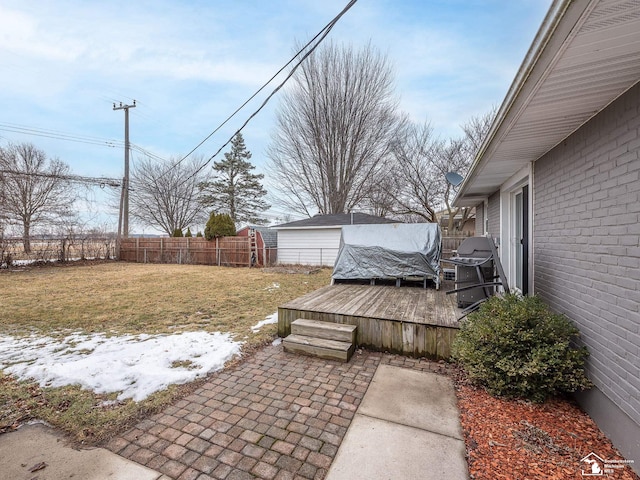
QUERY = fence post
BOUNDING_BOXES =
[216,237,220,266]
[160,238,163,263]
[136,237,139,263]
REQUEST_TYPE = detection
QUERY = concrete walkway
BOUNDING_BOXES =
[0,422,169,480]
[325,365,468,480]
[0,345,467,480]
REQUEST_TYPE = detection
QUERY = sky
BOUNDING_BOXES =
[0,0,552,231]
[0,312,278,402]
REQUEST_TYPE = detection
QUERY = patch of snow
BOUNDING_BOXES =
[0,331,242,402]
[272,337,282,346]
[251,312,278,332]
[264,283,280,292]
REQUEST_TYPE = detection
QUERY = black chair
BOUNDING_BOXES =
[442,237,509,318]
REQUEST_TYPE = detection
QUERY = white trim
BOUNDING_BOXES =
[483,199,489,236]
[500,165,532,292]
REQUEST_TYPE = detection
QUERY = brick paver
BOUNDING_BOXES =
[106,343,451,480]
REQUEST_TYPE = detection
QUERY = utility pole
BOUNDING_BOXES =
[113,100,136,238]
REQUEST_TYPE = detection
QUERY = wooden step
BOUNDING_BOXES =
[291,318,357,344]
[283,334,355,362]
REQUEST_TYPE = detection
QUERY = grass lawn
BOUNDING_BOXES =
[0,261,332,443]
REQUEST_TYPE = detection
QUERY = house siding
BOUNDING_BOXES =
[276,229,341,266]
[534,82,640,461]
[487,192,500,240]
[475,203,485,235]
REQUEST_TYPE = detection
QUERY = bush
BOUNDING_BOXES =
[172,228,183,237]
[204,212,236,240]
[185,228,192,237]
[451,294,592,403]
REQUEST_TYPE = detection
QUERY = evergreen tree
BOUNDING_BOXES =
[172,228,183,237]
[185,227,193,237]
[204,212,236,240]
[200,133,270,225]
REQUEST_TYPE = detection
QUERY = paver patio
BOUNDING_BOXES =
[105,343,452,480]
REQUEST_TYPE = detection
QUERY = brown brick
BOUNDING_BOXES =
[164,443,188,460]
[130,447,156,465]
[218,449,243,467]
[187,436,211,454]
[242,443,266,459]
[271,440,295,456]
[158,459,188,478]
[239,429,263,444]
[298,436,322,452]
[212,462,232,479]
[291,446,310,462]
[307,451,332,469]
[192,455,220,474]
[177,467,201,480]
[275,455,302,473]
[297,462,317,479]
[251,461,279,480]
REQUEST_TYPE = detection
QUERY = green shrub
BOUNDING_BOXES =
[451,294,592,403]
[196,231,203,238]
[185,228,192,237]
[172,228,183,237]
[204,212,236,240]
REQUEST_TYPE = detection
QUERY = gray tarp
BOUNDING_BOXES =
[331,223,442,285]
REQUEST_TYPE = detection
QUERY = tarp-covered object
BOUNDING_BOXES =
[332,223,442,286]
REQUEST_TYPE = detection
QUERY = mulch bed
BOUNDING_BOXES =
[455,380,639,479]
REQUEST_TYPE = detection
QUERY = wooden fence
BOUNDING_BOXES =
[118,234,472,269]
[441,235,471,259]
[119,237,252,267]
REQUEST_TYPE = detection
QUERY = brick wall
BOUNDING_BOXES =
[534,82,640,431]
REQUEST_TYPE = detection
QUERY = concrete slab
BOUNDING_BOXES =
[325,414,468,480]
[0,423,166,480]
[358,364,464,440]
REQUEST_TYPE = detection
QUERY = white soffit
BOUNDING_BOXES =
[457,0,640,205]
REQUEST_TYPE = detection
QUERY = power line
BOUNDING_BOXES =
[160,0,358,182]
[0,122,123,148]
[0,168,121,187]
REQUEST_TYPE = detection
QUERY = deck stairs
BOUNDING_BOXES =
[283,318,357,362]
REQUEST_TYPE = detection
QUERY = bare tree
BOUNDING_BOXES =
[388,122,444,223]
[441,108,497,232]
[129,155,208,235]
[388,108,497,231]
[268,42,402,216]
[0,142,74,253]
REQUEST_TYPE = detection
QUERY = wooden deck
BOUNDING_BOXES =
[278,283,461,359]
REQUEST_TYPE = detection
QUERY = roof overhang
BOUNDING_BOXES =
[455,0,640,207]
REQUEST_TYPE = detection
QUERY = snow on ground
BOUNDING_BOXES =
[250,312,278,332]
[0,331,242,402]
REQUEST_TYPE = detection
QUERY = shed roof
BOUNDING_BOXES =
[455,0,640,206]
[253,226,277,248]
[273,213,398,230]
[239,225,278,247]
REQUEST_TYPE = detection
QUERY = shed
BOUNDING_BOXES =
[272,213,398,266]
[236,226,277,266]
[332,223,442,288]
